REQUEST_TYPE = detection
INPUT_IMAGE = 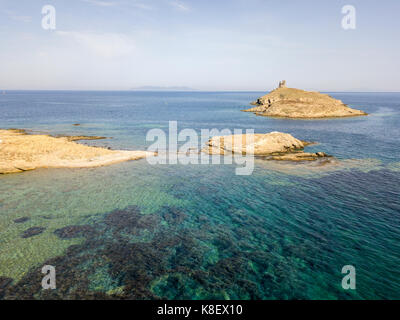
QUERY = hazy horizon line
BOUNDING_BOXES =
[1,89,400,93]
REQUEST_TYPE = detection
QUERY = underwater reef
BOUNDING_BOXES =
[2,199,360,300]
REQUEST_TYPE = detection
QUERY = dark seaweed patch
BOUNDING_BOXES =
[3,206,179,299]
[14,217,30,223]
[161,206,187,225]
[54,225,95,239]
[0,277,13,299]
[21,227,45,238]
[104,206,160,238]
[2,201,353,300]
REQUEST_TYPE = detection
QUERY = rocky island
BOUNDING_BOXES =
[243,81,367,118]
[0,129,154,174]
[203,131,330,161]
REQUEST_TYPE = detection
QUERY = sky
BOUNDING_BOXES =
[0,0,399,91]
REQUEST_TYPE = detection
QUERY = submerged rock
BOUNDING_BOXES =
[58,135,107,141]
[243,81,367,118]
[21,227,45,238]
[14,217,30,224]
[267,152,330,161]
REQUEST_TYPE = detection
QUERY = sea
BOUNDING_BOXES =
[0,91,399,299]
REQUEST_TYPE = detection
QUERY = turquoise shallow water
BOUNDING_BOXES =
[0,91,399,299]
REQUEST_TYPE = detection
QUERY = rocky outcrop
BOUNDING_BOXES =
[202,131,331,161]
[0,129,155,174]
[267,151,329,161]
[243,81,367,118]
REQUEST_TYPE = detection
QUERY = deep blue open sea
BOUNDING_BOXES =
[0,91,399,299]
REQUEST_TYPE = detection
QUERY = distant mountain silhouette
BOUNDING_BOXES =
[131,86,195,91]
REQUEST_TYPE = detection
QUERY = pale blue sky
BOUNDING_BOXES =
[0,0,399,91]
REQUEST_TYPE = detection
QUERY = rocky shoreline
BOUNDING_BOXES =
[0,127,333,175]
[0,129,154,174]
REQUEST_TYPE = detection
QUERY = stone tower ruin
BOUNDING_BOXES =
[279,80,286,88]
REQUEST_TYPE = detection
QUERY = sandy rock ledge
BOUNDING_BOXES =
[0,129,154,174]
